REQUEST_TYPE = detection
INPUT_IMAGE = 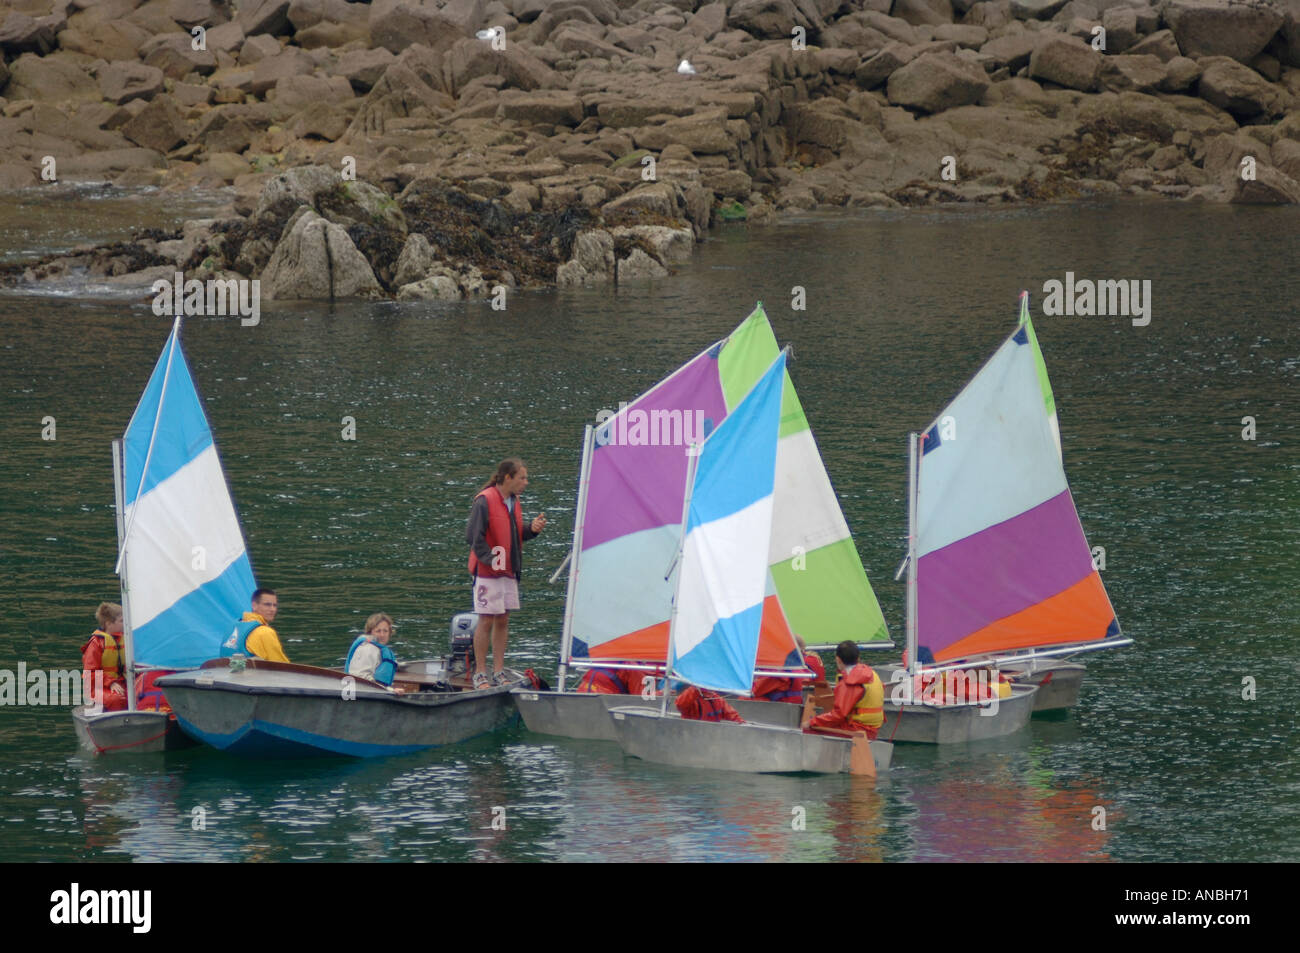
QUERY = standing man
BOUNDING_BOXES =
[221,588,290,663]
[466,458,546,688]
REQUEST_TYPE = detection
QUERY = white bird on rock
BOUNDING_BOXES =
[677,59,696,75]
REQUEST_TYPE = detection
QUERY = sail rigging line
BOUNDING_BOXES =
[114,313,183,575]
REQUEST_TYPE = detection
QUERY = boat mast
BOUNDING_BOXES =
[557,425,595,692]
[905,430,919,679]
[660,441,700,715]
[112,438,137,712]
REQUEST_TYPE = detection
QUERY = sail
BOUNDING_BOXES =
[718,306,890,647]
[567,304,889,670]
[669,353,786,694]
[914,296,1120,663]
[119,322,256,668]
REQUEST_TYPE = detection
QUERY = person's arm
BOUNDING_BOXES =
[808,682,861,729]
[348,643,378,681]
[466,497,494,565]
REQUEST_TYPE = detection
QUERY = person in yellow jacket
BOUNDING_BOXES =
[222,589,290,663]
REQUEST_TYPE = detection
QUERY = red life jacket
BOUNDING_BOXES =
[468,485,525,579]
[752,675,803,704]
[135,671,174,712]
[676,686,744,723]
[577,668,626,694]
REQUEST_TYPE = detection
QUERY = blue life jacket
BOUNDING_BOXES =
[220,619,262,658]
[345,635,397,686]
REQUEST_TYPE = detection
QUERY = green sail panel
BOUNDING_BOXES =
[718,303,890,645]
[1019,292,1061,460]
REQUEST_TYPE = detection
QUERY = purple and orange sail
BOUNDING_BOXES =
[913,293,1122,664]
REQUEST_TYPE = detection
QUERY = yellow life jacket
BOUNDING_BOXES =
[848,665,885,729]
[95,629,124,680]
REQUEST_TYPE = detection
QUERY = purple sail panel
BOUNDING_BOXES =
[917,489,1096,658]
[582,351,728,551]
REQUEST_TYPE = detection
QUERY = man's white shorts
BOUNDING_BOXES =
[472,575,520,615]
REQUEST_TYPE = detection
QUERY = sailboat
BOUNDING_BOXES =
[72,316,256,754]
[879,292,1129,742]
[607,352,890,775]
[514,304,891,740]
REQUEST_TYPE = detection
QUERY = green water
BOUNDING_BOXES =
[1,196,1297,861]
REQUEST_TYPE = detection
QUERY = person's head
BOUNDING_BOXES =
[365,612,394,644]
[489,457,528,497]
[834,640,859,672]
[96,602,123,634]
[251,588,278,623]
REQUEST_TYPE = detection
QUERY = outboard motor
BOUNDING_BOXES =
[449,613,477,676]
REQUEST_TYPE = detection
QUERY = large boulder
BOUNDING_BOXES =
[1101,53,1168,91]
[239,0,292,35]
[443,36,561,94]
[1231,164,1300,202]
[887,51,990,112]
[1028,34,1101,90]
[556,228,614,287]
[120,95,189,154]
[1161,0,1285,64]
[980,31,1041,70]
[892,0,955,25]
[727,0,807,38]
[0,12,57,54]
[1011,0,1070,17]
[331,47,396,92]
[370,1,471,54]
[97,62,166,105]
[497,91,584,125]
[5,54,98,103]
[261,207,383,299]
[141,33,218,79]
[1197,55,1285,116]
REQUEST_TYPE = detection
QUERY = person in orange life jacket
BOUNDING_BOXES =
[346,612,399,686]
[82,602,128,711]
[576,667,651,694]
[752,635,828,703]
[675,685,745,723]
[802,640,884,739]
[466,458,546,689]
[904,646,1010,704]
[222,588,290,663]
[135,669,174,712]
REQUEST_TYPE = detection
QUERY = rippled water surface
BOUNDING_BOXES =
[1,195,1297,862]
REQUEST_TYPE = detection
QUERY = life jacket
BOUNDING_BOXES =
[576,667,626,694]
[135,670,173,712]
[752,675,803,704]
[844,664,884,729]
[220,618,263,658]
[82,629,125,681]
[467,485,525,579]
[345,635,397,686]
[676,686,744,723]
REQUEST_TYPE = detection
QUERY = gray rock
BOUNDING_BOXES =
[0,12,56,54]
[854,41,918,88]
[1160,54,1202,90]
[933,23,989,48]
[1231,164,1300,203]
[980,31,1041,70]
[397,275,462,300]
[1028,34,1101,89]
[141,33,218,79]
[393,232,437,287]
[97,62,166,105]
[254,164,342,220]
[120,95,188,154]
[1128,28,1181,60]
[892,0,955,26]
[240,34,282,65]
[609,225,694,264]
[1197,56,1283,117]
[444,36,562,94]
[332,47,396,92]
[602,182,683,218]
[5,54,97,103]
[1012,0,1070,19]
[616,247,669,282]
[370,2,472,54]
[887,50,990,111]
[262,207,383,300]
[239,0,292,35]
[556,229,614,287]
[1102,7,1138,51]
[1100,53,1167,90]
[496,91,584,125]
[1161,0,1284,64]
[727,0,805,39]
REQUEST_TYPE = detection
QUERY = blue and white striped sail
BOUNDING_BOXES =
[668,352,786,694]
[118,320,256,668]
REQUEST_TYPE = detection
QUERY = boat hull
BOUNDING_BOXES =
[71,706,197,755]
[608,706,891,774]
[158,661,520,758]
[513,689,802,741]
[1003,661,1085,712]
[876,682,1038,744]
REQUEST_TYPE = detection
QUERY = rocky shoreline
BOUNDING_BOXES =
[2,0,1298,300]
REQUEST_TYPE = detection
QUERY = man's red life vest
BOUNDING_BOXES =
[468,485,525,578]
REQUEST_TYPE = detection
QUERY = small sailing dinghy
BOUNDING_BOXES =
[516,305,891,740]
[880,293,1128,740]
[72,316,256,755]
[608,352,891,776]
[158,656,524,758]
